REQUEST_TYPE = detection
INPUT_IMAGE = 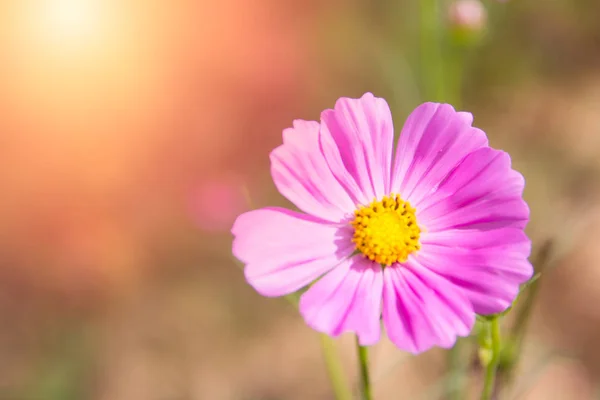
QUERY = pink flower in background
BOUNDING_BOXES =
[232,93,532,353]
[192,175,249,232]
[448,0,487,32]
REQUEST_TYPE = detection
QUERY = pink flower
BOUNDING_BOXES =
[232,93,532,353]
[191,175,249,233]
[448,0,487,32]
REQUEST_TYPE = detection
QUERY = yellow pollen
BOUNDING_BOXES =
[351,194,421,266]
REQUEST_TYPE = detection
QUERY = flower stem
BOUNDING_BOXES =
[446,338,464,400]
[480,317,501,400]
[447,44,466,108]
[419,0,445,102]
[319,334,353,400]
[503,240,554,391]
[356,337,373,400]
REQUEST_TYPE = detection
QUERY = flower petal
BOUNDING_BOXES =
[391,103,488,207]
[299,255,383,345]
[232,207,354,297]
[270,119,356,222]
[382,260,474,353]
[418,147,529,232]
[320,93,395,203]
[420,228,533,315]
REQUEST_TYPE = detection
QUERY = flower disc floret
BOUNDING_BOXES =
[351,194,421,266]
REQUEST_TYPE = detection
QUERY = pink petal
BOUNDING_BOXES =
[270,120,356,222]
[420,228,533,315]
[319,93,395,204]
[382,260,474,353]
[299,255,383,345]
[418,147,529,232]
[391,103,488,207]
[232,207,354,297]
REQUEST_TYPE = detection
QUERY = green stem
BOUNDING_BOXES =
[447,45,466,108]
[357,338,373,400]
[320,335,353,400]
[446,339,464,400]
[504,241,554,389]
[480,318,501,400]
[419,0,445,102]
[511,241,552,350]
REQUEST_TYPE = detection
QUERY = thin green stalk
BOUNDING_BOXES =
[357,338,373,400]
[419,0,445,102]
[480,318,501,400]
[320,335,353,400]
[446,339,464,400]
[511,241,552,351]
[446,45,466,108]
[503,240,554,391]
[283,295,354,400]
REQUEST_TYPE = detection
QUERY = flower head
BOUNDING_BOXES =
[232,93,532,353]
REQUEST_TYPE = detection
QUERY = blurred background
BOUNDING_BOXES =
[1,0,600,399]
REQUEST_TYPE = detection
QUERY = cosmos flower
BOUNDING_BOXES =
[232,93,532,353]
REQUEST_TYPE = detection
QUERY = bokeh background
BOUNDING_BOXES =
[1,0,600,399]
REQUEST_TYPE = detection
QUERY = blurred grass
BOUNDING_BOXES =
[12,324,93,400]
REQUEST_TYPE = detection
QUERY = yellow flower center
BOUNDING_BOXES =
[351,194,421,266]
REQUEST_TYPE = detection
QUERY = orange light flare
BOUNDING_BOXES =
[28,0,107,47]
[0,0,186,296]
[3,0,168,125]
[0,0,196,182]
[0,0,317,299]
